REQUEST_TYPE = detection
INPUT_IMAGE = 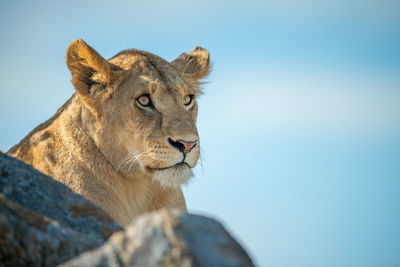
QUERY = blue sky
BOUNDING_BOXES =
[1,1,400,266]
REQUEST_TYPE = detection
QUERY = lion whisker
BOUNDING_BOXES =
[198,149,207,175]
[127,151,147,172]
[117,154,133,171]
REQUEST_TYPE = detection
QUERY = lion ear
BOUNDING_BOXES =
[171,46,210,82]
[66,39,116,115]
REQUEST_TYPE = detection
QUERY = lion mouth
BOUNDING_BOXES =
[147,162,190,171]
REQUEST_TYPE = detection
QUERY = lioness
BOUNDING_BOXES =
[8,39,210,227]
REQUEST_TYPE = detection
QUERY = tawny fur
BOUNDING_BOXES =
[8,39,210,227]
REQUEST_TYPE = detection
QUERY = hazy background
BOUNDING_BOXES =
[1,1,400,266]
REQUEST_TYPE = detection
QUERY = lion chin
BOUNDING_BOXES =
[152,164,193,188]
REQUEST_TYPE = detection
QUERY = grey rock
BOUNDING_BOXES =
[0,194,108,266]
[0,152,121,243]
[61,209,254,267]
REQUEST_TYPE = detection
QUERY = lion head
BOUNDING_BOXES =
[66,39,210,187]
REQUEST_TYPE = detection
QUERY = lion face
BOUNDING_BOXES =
[106,61,202,187]
[66,40,210,187]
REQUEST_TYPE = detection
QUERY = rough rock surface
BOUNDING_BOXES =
[62,209,254,267]
[0,152,121,242]
[0,194,105,266]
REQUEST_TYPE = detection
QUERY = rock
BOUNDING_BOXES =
[61,209,254,267]
[0,152,121,243]
[0,194,107,266]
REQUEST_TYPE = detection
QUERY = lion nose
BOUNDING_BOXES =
[168,138,198,154]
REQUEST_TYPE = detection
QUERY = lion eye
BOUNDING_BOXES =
[183,94,194,106]
[137,94,152,107]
